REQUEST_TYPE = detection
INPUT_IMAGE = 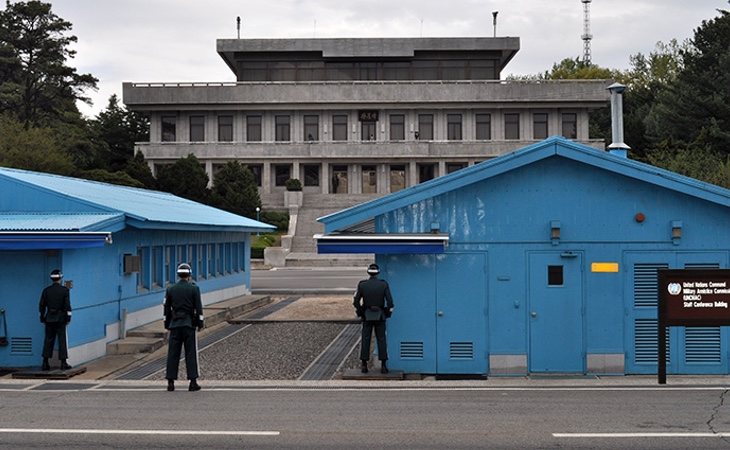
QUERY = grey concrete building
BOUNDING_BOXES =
[123,37,610,259]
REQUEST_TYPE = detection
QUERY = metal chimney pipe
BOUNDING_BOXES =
[607,82,630,158]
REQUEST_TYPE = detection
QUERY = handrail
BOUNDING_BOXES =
[129,79,611,88]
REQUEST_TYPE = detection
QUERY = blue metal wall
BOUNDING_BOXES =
[377,157,730,375]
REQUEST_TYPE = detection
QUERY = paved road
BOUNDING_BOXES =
[1,383,729,449]
[251,267,363,294]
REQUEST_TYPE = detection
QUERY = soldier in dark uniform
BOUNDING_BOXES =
[353,263,394,374]
[39,269,72,371]
[163,263,204,392]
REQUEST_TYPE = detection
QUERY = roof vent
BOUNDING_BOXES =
[607,82,631,158]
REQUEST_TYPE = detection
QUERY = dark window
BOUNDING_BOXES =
[332,115,348,141]
[505,113,520,140]
[476,113,491,140]
[362,122,376,141]
[189,115,205,142]
[359,62,377,80]
[390,165,406,192]
[533,113,548,139]
[137,247,149,291]
[390,114,405,141]
[247,164,262,187]
[447,114,462,140]
[446,162,467,174]
[161,116,176,142]
[304,115,319,141]
[470,60,497,80]
[442,60,467,80]
[275,115,290,141]
[383,62,410,80]
[270,61,296,81]
[412,60,439,80]
[331,165,348,194]
[418,114,433,140]
[362,165,377,194]
[274,165,291,186]
[218,115,233,142]
[246,115,262,142]
[303,164,320,186]
[548,265,564,286]
[418,164,436,183]
[562,113,577,139]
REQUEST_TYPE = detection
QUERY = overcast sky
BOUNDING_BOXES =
[36,0,728,117]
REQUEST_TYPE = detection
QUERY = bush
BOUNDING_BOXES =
[260,210,289,232]
[285,178,302,191]
[250,247,265,259]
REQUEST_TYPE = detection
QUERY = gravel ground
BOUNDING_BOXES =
[153,322,346,380]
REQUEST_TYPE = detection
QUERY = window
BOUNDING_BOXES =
[332,115,348,141]
[161,116,176,142]
[390,115,405,141]
[383,62,410,80]
[218,243,225,275]
[274,165,291,187]
[137,247,149,291]
[447,114,462,140]
[390,165,406,192]
[562,113,577,139]
[446,162,467,174]
[548,265,564,286]
[247,164,262,187]
[246,115,262,142]
[206,244,213,278]
[152,246,162,288]
[164,246,172,286]
[275,115,290,141]
[225,243,232,274]
[198,244,206,280]
[303,164,320,187]
[331,165,348,194]
[304,115,319,141]
[362,165,377,194]
[218,115,233,142]
[189,115,205,142]
[361,122,376,141]
[533,113,548,139]
[442,60,467,80]
[505,113,520,140]
[475,114,491,140]
[418,114,433,140]
[418,164,436,183]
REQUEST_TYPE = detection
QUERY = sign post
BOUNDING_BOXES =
[658,269,730,384]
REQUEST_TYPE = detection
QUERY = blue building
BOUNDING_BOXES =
[317,137,730,376]
[0,167,273,368]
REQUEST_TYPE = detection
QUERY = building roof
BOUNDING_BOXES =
[0,167,275,233]
[318,136,730,234]
[0,213,124,232]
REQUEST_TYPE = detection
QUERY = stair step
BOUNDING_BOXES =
[106,337,165,355]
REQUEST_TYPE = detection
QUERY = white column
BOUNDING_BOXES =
[321,162,329,194]
[262,162,272,194]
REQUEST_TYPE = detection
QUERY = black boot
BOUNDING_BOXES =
[167,379,175,391]
[361,360,368,374]
[41,358,50,371]
[380,361,389,374]
[60,360,72,370]
[188,379,201,392]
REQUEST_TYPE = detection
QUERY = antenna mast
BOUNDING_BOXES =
[581,0,592,65]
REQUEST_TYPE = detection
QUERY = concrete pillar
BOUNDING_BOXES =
[262,162,272,194]
[438,161,446,178]
[293,161,301,181]
[408,161,417,188]
[205,160,213,188]
[321,162,329,194]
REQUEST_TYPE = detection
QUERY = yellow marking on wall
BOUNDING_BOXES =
[591,262,619,273]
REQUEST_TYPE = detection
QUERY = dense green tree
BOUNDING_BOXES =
[0,114,74,174]
[155,154,209,203]
[124,151,156,189]
[209,161,261,218]
[92,94,149,171]
[77,168,144,188]
[0,1,97,127]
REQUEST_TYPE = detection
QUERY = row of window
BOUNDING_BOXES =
[160,112,578,143]
[136,243,245,292]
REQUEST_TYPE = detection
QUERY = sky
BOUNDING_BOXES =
[34,0,729,117]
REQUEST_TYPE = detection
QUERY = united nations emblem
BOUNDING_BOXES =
[667,283,682,296]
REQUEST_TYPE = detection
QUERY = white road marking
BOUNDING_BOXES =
[554,432,730,438]
[0,428,279,436]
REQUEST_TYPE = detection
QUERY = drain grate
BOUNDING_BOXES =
[299,323,360,380]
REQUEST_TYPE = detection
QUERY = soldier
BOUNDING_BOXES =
[39,269,72,371]
[353,263,394,374]
[163,263,204,392]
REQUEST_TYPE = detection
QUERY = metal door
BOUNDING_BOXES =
[435,253,487,374]
[528,252,584,373]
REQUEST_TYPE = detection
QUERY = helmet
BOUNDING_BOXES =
[367,263,380,276]
[50,269,63,280]
[176,263,192,277]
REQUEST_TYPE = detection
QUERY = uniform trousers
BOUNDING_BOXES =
[360,320,388,361]
[42,322,68,359]
[166,326,199,380]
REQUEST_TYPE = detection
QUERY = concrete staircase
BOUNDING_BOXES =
[106,295,272,355]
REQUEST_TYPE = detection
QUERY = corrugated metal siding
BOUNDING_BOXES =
[0,213,122,231]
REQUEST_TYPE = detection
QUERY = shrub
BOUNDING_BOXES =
[260,210,289,232]
[285,178,302,191]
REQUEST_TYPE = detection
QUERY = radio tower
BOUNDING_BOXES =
[581,0,593,65]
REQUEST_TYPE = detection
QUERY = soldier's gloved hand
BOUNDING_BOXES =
[355,307,364,318]
[197,318,205,332]
[40,314,45,324]
[164,319,171,330]
[384,308,393,318]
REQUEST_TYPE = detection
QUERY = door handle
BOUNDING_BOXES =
[530,311,537,318]
[437,311,444,317]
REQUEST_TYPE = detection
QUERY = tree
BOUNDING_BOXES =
[0,114,74,174]
[155,154,209,203]
[124,151,156,189]
[209,161,261,218]
[0,0,97,127]
[92,94,149,172]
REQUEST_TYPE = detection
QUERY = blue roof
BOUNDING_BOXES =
[0,213,124,232]
[319,136,730,234]
[0,167,275,232]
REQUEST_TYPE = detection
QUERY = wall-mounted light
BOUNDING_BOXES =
[671,220,682,245]
[550,220,561,246]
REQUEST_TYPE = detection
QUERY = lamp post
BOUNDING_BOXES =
[255,206,261,236]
